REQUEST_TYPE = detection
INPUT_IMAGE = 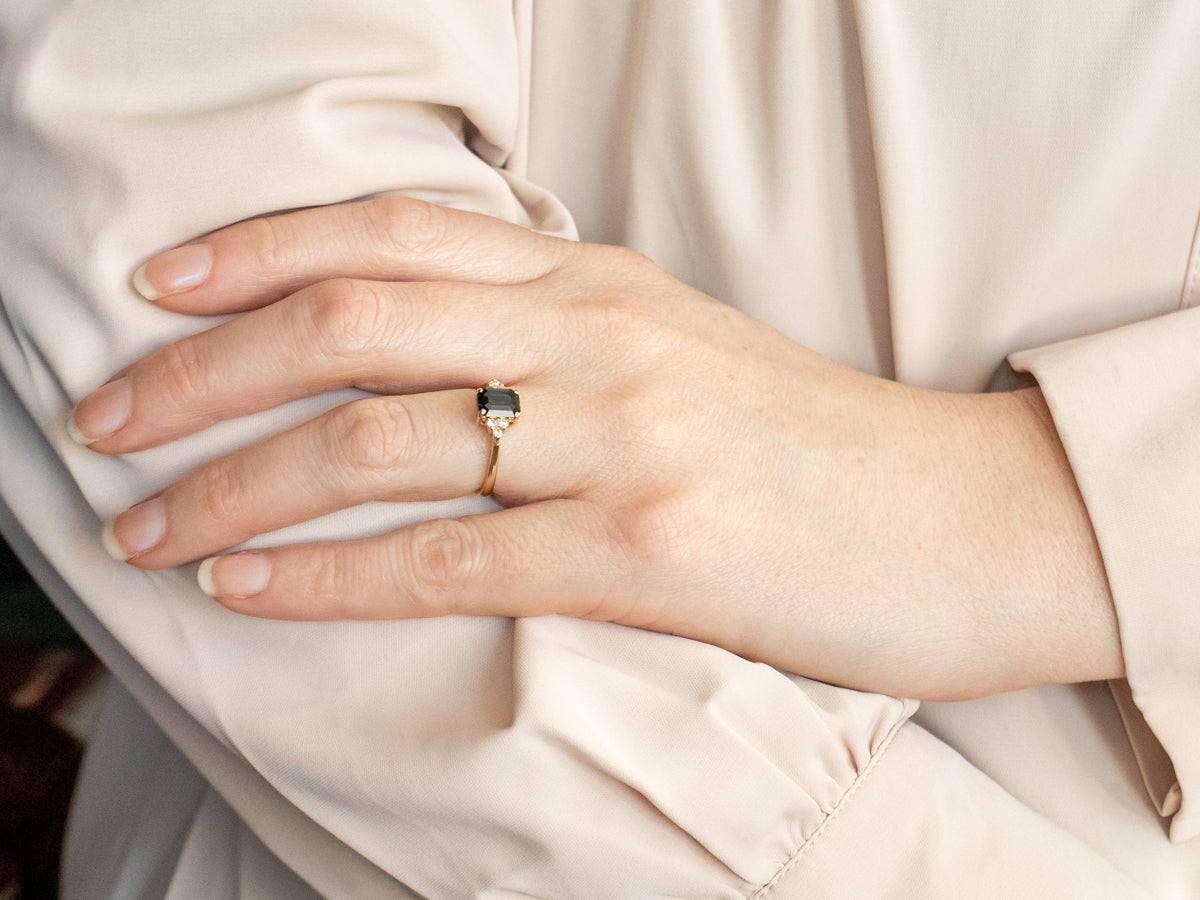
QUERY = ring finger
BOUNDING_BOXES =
[103,384,585,570]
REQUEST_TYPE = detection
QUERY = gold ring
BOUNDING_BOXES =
[476,380,520,496]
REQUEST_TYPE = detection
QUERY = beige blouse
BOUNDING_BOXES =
[0,1,1197,896]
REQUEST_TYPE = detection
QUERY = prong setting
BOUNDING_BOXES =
[477,381,520,441]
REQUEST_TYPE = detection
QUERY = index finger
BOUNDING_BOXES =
[133,197,573,315]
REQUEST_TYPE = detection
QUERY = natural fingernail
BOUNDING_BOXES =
[103,497,166,561]
[69,376,132,445]
[132,244,213,301]
[198,553,271,598]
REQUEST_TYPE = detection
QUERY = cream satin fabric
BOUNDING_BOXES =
[1,1,1198,896]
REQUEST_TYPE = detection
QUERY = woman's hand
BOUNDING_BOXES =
[71,198,1122,700]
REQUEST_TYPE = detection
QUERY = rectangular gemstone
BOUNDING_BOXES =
[477,387,520,418]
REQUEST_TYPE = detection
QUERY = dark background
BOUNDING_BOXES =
[1,535,102,900]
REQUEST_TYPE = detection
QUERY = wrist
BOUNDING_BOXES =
[966,386,1124,691]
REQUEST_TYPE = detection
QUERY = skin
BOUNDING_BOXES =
[71,197,1123,701]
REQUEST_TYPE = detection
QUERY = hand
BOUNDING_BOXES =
[71,198,1122,700]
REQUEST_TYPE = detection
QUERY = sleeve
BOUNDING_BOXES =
[1010,284,1200,843]
[0,2,920,897]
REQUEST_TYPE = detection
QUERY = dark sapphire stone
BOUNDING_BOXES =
[477,387,520,418]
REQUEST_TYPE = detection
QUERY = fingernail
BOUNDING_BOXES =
[102,497,166,561]
[198,553,271,598]
[132,244,212,301]
[69,376,131,445]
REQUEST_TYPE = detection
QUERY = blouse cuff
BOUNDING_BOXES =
[1010,304,1200,843]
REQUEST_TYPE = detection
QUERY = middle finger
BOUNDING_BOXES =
[71,278,554,453]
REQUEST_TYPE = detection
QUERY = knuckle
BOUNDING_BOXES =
[308,278,393,358]
[193,460,252,526]
[308,543,351,612]
[572,243,659,292]
[156,338,212,407]
[329,399,418,478]
[599,243,655,273]
[405,518,483,603]
[243,215,292,274]
[611,381,678,450]
[579,294,677,364]
[613,496,693,572]
[368,196,452,261]
[575,296,641,351]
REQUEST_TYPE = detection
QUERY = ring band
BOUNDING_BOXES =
[476,380,520,496]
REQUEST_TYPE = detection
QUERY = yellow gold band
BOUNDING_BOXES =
[476,381,520,496]
[479,435,501,496]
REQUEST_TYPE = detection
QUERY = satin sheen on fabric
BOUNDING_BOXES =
[0,0,1198,896]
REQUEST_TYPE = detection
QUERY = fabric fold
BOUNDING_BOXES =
[1011,304,1200,842]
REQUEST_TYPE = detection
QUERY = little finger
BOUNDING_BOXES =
[198,501,631,624]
